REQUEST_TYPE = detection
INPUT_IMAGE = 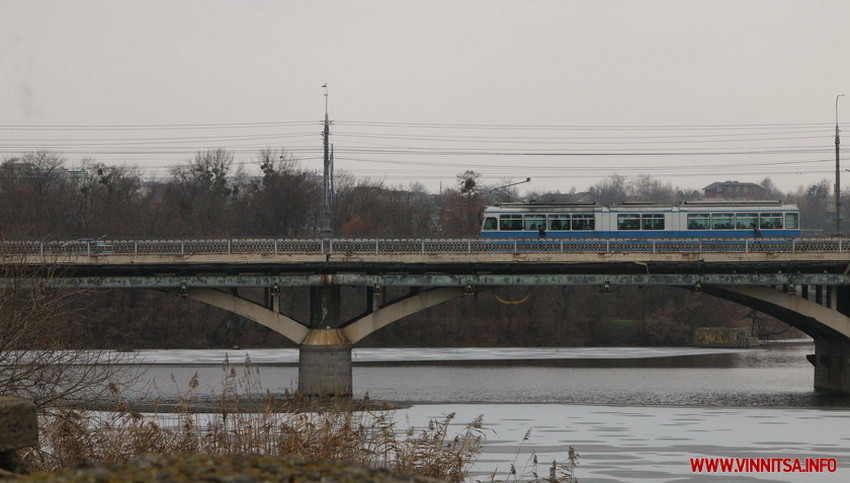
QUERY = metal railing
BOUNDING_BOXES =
[0,237,848,257]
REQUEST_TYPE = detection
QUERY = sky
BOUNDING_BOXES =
[2,0,850,197]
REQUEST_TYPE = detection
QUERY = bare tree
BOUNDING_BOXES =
[629,175,677,203]
[0,151,76,237]
[791,180,832,233]
[587,174,628,204]
[335,179,437,237]
[73,161,146,236]
[456,170,482,197]
[759,177,784,200]
[166,148,238,235]
[235,149,319,236]
[20,151,65,196]
[0,256,134,409]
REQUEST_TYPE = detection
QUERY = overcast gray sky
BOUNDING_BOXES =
[2,0,849,196]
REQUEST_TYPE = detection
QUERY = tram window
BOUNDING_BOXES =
[687,213,710,230]
[711,213,734,230]
[499,214,523,230]
[524,215,546,231]
[548,214,570,230]
[483,217,498,230]
[785,212,799,229]
[641,214,665,230]
[735,213,758,230]
[617,214,641,230]
[760,213,782,230]
[572,214,594,230]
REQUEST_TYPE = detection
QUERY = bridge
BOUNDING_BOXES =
[3,236,850,396]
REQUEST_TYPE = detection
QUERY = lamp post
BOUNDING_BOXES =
[837,94,845,236]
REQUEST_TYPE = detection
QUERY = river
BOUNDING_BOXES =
[120,341,850,481]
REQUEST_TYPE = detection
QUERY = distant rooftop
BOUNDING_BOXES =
[703,180,763,190]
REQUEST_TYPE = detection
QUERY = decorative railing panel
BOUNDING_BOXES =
[2,237,848,257]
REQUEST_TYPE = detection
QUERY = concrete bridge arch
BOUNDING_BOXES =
[702,286,850,342]
[184,286,475,346]
[701,285,850,393]
[181,285,477,397]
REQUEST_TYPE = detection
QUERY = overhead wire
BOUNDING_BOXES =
[0,119,845,187]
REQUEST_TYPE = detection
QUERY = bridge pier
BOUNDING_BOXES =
[298,286,352,397]
[812,287,850,393]
[298,329,352,397]
[813,338,850,393]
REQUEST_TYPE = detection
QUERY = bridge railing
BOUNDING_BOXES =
[1,237,849,257]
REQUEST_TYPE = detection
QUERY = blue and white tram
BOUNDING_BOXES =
[480,200,800,239]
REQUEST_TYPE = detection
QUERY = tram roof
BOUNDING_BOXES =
[486,200,797,213]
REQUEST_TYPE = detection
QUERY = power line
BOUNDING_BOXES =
[335,119,834,131]
[1,118,844,190]
[0,120,321,130]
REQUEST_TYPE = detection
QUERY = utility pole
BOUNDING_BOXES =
[321,84,333,240]
[837,94,845,236]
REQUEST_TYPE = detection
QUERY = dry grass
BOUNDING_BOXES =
[21,359,485,482]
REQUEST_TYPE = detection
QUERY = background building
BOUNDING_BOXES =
[703,181,765,199]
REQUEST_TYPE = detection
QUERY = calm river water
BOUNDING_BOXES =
[122,341,850,482]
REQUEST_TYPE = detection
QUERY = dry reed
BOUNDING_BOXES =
[22,358,485,482]
[493,427,579,483]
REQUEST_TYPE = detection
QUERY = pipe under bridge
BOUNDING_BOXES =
[4,237,850,396]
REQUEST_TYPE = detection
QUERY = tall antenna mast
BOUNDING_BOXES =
[321,84,333,239]
[836,94,845,236]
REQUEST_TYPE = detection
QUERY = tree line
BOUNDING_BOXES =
[0,149,481,239]
[1,149,844,239]
[2,148,823,348]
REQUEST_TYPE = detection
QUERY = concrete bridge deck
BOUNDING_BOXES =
[5,237,850,396]
[4,250,850,288]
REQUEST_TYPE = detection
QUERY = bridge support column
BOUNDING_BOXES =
[298,286,352,397]
[298,329,352,397]
[813,339,850,393]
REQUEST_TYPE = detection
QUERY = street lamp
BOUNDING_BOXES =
[837,94,845,236]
